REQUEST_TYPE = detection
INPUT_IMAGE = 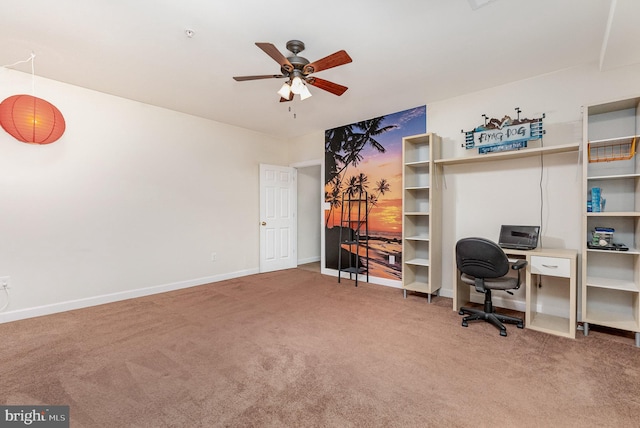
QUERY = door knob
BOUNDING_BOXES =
[261,221,267,226]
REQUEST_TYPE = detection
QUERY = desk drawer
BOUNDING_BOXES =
[530,256,571,278]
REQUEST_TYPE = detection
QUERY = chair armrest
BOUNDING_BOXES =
[511,259,528,270]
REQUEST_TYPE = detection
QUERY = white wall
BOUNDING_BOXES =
[288,131,325,267]
[289,131,323,164]
[429,61,640,309]
[0,69,288,321]
[296,165,321,264]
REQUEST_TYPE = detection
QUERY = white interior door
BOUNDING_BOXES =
[260,164,297,272]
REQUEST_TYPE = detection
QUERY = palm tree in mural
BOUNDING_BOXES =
[342,174,391,222]
[325,125,354,185]
[325,117,397,187]
[325,176,343,227]
[348,172,369,196]
[366,178,391,216]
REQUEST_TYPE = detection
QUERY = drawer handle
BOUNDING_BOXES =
[541,264,558,269]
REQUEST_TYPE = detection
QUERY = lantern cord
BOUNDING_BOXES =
[0,52,36,70]
[31,52,35,96]
[0,52,36,95]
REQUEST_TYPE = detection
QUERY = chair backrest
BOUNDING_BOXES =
[456,237,510,279]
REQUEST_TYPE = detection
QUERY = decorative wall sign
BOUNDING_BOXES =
[462,108,544,154]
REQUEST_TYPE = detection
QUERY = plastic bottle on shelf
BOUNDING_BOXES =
[591,187,601,213]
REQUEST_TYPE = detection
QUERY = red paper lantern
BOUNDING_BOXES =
[0,94,66,144]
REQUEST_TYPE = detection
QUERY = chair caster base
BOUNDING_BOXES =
[459,306,523,337]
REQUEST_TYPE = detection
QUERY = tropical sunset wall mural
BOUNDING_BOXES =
[325,106,426,281]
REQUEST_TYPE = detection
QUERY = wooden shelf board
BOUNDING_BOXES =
[435,142,580,166]
[406,235,430,241]
[405,160,430,167]
[586,276,640,292]
[586,212,640,217]
[405,186,430,190]
[583,310,639,331]
[528,313,573,338]
[587,247,640,255]
[405,258,430,266]
[404,212,429,216]
[587,173,640,181]
[588,98,640,115]
[403,281,431,293]
[589,134,639,146]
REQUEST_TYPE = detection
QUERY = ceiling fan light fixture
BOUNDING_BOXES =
[290,76,304,95]
[233,40,352,101]
[277,82,292,99]
[299,84,313,100]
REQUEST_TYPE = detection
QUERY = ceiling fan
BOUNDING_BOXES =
[233,40,352,102]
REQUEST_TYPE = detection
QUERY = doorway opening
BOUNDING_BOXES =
[293,161,322,272]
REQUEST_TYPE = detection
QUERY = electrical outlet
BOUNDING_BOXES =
[211,252,217,262]
[0,276,10,289]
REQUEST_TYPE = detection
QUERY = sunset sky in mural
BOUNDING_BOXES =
[325,106,426,235]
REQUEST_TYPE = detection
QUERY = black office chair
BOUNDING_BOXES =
[455,237,527,336]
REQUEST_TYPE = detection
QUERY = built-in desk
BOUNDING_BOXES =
[453,247,578,339]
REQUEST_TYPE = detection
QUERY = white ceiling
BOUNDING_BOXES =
[1,0,638,139]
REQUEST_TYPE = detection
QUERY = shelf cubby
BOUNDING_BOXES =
[404,187,430,213]
[584,286,639,331]
[582,96,640,346]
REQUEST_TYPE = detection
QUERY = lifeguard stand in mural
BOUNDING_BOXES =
[337,188,369,286]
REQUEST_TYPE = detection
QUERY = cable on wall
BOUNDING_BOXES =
[0,285,9,312]
[539,151,544,248]
[538,143,545,288]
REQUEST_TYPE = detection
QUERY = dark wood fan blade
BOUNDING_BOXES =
[256,42,294,73]
[233,74,285,81]
[303,50,352,74]
[306,77,348,96]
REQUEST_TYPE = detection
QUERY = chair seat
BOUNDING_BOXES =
[460,273,518,291]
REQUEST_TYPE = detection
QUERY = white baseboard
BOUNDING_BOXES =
[0,269,551,325]
[320,268,402,288]
[468,293,526,313]
[0,268,259,324]
[438,288,454,299]
[297,256,321,265]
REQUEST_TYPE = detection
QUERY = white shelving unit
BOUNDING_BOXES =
[582,96,640,347]
[402,133,442,302]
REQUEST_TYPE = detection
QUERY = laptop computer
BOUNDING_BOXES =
[499,225,540,250]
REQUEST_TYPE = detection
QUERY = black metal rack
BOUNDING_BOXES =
[337,189,369,286]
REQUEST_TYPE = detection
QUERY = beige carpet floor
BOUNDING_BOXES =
[1,268,639,427]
